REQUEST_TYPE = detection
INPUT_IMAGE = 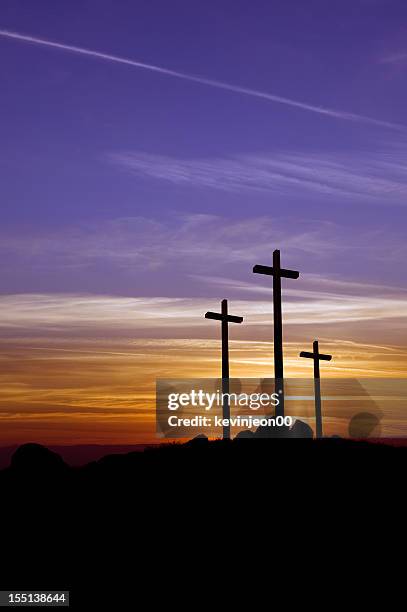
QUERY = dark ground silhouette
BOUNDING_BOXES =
[0,443,150,469]
[0,437,404,607]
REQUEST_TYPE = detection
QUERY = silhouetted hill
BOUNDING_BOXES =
[0,443,151,469]
[1,437,404,494]
[1,437,404,606]
[11,443,68,474]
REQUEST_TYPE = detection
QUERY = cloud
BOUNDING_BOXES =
[1,288,406,444]
[380,52,407,65]
[192,273,407,301]
[0,289,406,334]
[1,214,404,283]
[0,28,403,130]
[1,213,406,305]
[110,149,407,203]
[2,331,406,445]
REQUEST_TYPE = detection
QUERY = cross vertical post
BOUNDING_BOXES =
[220,300,230,439]
[205,299,243,439]
[253,250,300,418]
[272,250,284,411]
[300,340,332,438]
[221,298,229,382]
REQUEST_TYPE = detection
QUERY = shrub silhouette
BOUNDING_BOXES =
[10,442,68,476]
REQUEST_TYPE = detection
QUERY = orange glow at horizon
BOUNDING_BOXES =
[1,335,406,445]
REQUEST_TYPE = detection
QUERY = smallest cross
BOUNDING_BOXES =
[300,340,332,439]
[205,299,243,439]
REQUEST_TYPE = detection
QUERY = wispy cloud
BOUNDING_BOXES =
[1,214,404,282]
[192,273,407,301]
[111,149,407,203]
[0,290,406,333]
[2,330,406,445]
[380,52,407,65]
[0,28,403,130]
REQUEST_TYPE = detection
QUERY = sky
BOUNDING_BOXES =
[0,0,407,444]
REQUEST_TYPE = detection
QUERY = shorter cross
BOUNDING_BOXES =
[299,340,332,438]
[205,299,243,439]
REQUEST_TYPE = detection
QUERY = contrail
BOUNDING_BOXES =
[0,28,403,130]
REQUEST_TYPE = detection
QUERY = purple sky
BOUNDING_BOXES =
[1,0,407,299]
[2,1,407,446]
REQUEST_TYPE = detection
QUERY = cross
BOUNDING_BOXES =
[205,299,243,439]
[300,340,332,438]
[253,249,299,418]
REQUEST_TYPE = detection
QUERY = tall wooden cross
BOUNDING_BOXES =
[300,340,332,438]
[253,249,299,418]
[205,299,243,439]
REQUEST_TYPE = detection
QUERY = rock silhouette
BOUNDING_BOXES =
[251,418,313,438]
[235,429,255,439]
[10,442,68,476]
[186,433,209,445]
[289,419,314,438]
[348,412,381,438]
[253,422,291,438]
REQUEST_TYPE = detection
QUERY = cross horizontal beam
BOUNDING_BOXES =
[253,264,299,279]
[205,311,243,324]
[300,351,332,361]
